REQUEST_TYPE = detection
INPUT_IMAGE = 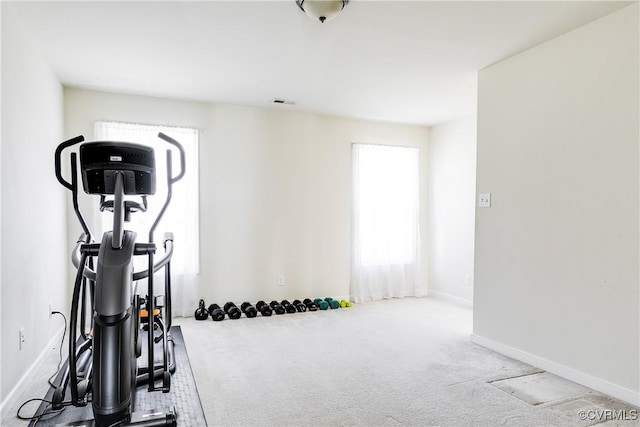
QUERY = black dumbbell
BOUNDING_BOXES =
[241,302,258,318]
[303,298,319,311]
[292,299,307,312]
[194,299,209,320]
[224,302,242,320]
[256,301,273,316]
[207,303,225,321]
[281,300,297,314]
[269,300,286,315]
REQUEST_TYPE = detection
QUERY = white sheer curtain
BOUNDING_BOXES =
[351,143,420,303]
[94,121,199,317]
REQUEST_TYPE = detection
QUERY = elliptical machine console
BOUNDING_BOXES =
[54,132,185,427]
[80,142,156,195]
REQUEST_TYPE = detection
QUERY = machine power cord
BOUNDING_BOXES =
[47,311,67,388]
[16,397,67,425]
[15,311,68,425]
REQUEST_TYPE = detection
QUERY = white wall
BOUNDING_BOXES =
[427,116,477,305]
[64,89,430,309]
[205,104,430,304]
[1,4,66,402]
[473,4,639,404]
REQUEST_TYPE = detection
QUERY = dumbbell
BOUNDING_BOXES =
[281,300,297,314]
[256,300,273,316]
[207,303,225,321]
[194,299,209,320]
[324,297,340,309]
[241,302,258,318]
[223,302,242,319]
[269,300,286,315]
[339,299,353,308]
[314,298,329,310]
[292,299,307,312]
[303,298,319,311]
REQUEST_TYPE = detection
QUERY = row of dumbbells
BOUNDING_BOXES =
[194,298,353,321]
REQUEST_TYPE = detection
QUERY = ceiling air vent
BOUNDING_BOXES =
[272,98,296,105]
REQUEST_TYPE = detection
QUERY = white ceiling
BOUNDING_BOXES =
[9,1,632,126]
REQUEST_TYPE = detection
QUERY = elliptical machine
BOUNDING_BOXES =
[54,132,185,427]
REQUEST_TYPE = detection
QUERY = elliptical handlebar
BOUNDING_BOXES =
[157,132,186,184]
[55,135,90,241]
[71,232,175,281]
[55,135,85,191]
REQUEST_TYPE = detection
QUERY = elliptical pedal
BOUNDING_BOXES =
[55,407,177,427]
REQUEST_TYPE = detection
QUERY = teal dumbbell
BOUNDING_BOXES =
[324,297,339,309]
[314,298,329,310]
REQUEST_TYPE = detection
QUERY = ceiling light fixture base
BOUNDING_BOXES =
[295,0,349,24]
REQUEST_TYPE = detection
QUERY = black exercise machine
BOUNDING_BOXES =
[53,132,185,427]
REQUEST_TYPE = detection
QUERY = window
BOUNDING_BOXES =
[351,143,419,302]
[94,121,200,276]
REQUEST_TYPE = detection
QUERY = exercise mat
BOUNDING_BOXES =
[28,326,207,426]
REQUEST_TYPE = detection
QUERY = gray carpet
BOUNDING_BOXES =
[176,297,639,427]
[3,298,637,426]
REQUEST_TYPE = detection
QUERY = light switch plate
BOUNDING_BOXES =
[479,193,491,208]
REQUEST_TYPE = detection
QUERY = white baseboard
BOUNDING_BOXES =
[0,326,64,414]
[349,291,429,304]
[415,288,429,298]
[427,290,473,308]
[470,333,640,407]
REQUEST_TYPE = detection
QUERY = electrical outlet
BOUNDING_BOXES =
[277,275,285,287]
[19,328,25,350]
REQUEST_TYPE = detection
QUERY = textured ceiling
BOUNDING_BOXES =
[9,1,632,125]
